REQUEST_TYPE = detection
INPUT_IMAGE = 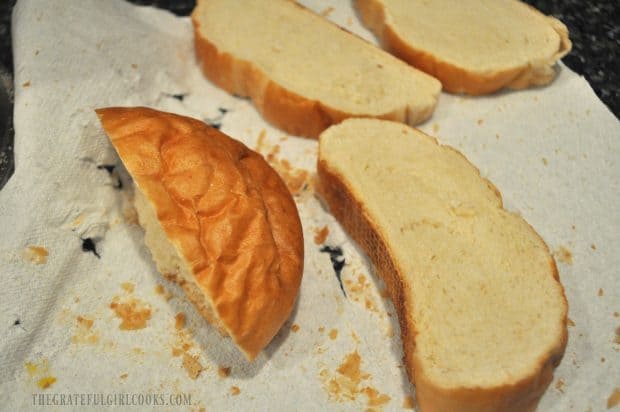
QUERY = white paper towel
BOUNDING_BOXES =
[0,0,618,411]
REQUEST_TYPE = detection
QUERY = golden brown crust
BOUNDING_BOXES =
[317,137,567,411]
[191,4,433,138]
[355,0,572,95]
[96,107,303,360]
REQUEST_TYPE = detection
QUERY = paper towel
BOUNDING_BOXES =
[0,0,618,410]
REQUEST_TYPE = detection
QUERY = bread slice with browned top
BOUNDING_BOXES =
[191,0,441,138]
[355,0,571,95]
[96,107,304,360]
[318,118,567,411]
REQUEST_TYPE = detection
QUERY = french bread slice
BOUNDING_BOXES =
[317,118,567,411]
[355,0,572,95]
[191,0,441,138]
[96,107,304,361]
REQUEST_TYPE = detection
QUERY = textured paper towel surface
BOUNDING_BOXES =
[0,0,619,411]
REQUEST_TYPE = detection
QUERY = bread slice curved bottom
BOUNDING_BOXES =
[317,119,567,411]
[355,0,572,95]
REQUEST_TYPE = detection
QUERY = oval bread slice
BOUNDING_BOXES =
[317,118,567,411]
[96,107,304,360]
[355,0,572,95]
[192,0,441,138]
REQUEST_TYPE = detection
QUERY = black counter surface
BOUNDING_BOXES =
[0,0,618,189]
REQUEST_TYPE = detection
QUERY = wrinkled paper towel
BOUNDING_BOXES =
[1,0,619,411]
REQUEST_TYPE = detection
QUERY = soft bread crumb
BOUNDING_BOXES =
[608,388,620,409]
[72,315,98,345]
[23,245,48,264]
[313,226,330,244]
[554,246,573,265]
[230,386,241,396]
[175,313,186,330]
[109,297,151,330]
[182,353,203,380]
[37,377,56,389]
[218,366,231,378]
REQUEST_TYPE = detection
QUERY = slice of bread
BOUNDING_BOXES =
[318,118,567,411]
[355,0,572,95]
[96,107,304,361]
[191,0,441,138]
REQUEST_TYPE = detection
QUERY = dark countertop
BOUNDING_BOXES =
[0,0,618,189]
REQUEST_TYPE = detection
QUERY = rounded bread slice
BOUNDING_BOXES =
[96,107,304,360]
[355,0,572,95]
[317,118,567,411]
[192,0,441,138]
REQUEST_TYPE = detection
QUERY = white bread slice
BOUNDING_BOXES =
[96,107,304,361]
[191,0,441,138]
[355,0,572,95]
[317,118,567,411]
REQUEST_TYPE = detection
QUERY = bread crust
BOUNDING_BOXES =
[317,130,568,411]
[96,107,304,360]
[191,2,438,138]
[355,0,572,95]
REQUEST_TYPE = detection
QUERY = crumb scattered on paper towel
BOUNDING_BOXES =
[608,388,620,409]
[320,6,334,17]
[567,318,576,327]
[154,284,172,301]
[121,282,135,293]
[254,130,311,196]
[123,204,139,225]
[25,359,56,390]
[313,226,329,245]
[230,386,241,396]
[291,324,300,333]
[23,245,48,264]
[614,327,620,344]
[555,378,565,393]
[319,351,391,409]
[554,246,573,265]
[175,313,186,330]
[402,395,416,409]
[110,297,152,330]
[72,315,98,344]
[329,329,338,340]
[120,373,128,379]
[218,366,231,378]
[182,353,203,380]
[599,288,605,297]
[344,274,380,315]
